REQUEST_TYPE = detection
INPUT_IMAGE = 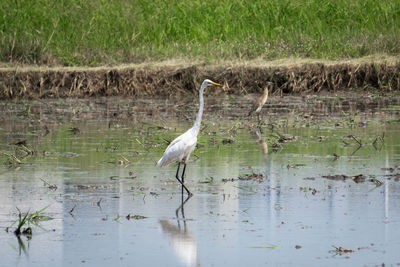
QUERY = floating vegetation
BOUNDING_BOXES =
[126,214,147,220]
[381,105,400,111]
[234,186,257,194]
[331,246,355,255]
[299,187,318,195]
[114,215,122,222]
[275,132,298,143]
[13,208,30,237]
[221,138,235,145]
[40,178,57,190]
[9,206,53,238]
[117,155,131,166]
[199,176,214,184]
[222,178,237,183]
[287,164,306,169]
[321,174,383,186]
[28,206,53,225]
[1,139,37,165]
[68,127,80,135]
[1,151,22,165]
[385,173,400,181]
[238,171,266,183]
[251,245,281,249]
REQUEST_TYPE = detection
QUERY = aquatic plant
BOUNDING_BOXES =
[10,206,52,237]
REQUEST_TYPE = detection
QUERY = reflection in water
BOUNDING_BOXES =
[16,236,28,257]
[250,127,268,155]
[159,194,198,267]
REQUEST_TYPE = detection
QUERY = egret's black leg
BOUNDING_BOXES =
[174,162,192,196]
[175,162,181,182]
[181,163,192,196]
[181,163,186,183]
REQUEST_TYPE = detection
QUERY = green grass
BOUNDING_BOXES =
[1,0,399,66]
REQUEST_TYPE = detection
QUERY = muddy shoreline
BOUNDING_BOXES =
[0,60,399,99]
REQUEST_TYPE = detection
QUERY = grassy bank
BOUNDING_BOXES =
[1,60,399,99]
[1,0,399,66]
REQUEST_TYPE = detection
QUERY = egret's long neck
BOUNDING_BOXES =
[193,85,206,133]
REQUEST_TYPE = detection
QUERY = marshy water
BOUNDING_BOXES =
[1,93,400,266]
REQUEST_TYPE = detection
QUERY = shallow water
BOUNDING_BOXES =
[0,94,400,266]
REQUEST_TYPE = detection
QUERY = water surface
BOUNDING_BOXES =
[1,94,400,266]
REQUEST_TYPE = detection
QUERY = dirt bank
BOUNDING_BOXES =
[0,58,399,99]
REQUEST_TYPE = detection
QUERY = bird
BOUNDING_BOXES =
[157,79,223,196]
[248,82,273,124]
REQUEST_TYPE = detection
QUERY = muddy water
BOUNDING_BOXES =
[0,94,400,266]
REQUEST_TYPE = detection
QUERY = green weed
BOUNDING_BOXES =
[10,206,52,237]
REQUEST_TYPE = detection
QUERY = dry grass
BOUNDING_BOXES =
[0,58,399,99]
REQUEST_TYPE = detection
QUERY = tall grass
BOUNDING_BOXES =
[1,0,399,66]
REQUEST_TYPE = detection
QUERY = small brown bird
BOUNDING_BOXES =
[248,82,273,124]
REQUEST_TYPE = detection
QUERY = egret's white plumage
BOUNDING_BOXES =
[157,127,198,167]
[157,79,223,195]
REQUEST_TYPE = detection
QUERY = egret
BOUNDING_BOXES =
[248,82,273,124]
[157,79,223,196]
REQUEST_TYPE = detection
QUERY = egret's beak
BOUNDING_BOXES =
[205,81,223,94]
[209,81,223,87]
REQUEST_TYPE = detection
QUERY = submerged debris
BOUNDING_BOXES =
[322,174,365,182]
[1,151,22,164]
[275,132,298,143]
[287,164,306,169]
[199,176,214,184]
[381,167,396,172]
[14,140,27,146]
[222,138,235,145]
[238,172,266,183]
[68,127,80,135]
[251,245,280,249]
[331,246,355,254]
[126,214,147,220]
[385,173,400,181]
[321,174,383,186]
[299,187,318,195]
[222,178,237,183]
[352,174,366,183]
[322,174,348,181]
[69,205,76,215]
[40,178,57,190]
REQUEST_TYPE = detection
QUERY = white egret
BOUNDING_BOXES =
[157,79,223,195]
[248,82,273,124]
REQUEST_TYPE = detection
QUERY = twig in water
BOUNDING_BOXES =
[40,178,57,190]
[372,132,385,150]
[1,152,22,164]
[69,204,76,215]
[96,198,102,208]
[350,135,362,146]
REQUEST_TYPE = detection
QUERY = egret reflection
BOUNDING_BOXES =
[159,194,198,267]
